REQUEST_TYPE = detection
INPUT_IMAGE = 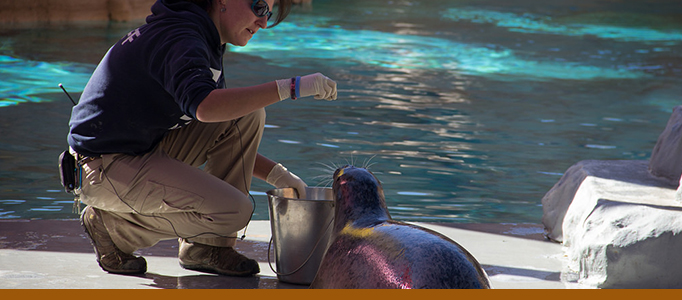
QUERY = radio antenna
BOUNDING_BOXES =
[58,83,77,105]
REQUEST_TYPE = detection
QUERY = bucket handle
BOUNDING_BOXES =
[267,217,333,277]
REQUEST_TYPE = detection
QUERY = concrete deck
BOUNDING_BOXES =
[0,219,573,289]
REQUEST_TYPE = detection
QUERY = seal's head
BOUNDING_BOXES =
[332,165,391,232]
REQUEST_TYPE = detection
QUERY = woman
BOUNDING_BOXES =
[68,0,337,276]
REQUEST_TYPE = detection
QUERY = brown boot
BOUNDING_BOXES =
[178,238,260,276]
[80,206,147,274]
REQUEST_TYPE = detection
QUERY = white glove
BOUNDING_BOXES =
[275,73,337,101]
[266,163,308,199]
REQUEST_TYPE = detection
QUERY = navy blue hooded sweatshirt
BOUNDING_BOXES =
[68,0,225,157]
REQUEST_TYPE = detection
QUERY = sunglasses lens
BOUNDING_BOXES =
[253,0,271,18]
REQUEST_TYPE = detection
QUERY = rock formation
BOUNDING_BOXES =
[542,106,682,288]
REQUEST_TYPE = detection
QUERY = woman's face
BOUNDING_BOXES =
[213,0,272,46]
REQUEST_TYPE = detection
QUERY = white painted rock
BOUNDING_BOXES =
[541,105,682,287]
[541,160,676,243]
[541,159,682,288]
[565,196,682,288]
[561,175,682,288]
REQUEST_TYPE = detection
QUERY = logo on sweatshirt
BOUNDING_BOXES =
[122,28,141,45]
[210,68,222,83]
[169,115,193,130]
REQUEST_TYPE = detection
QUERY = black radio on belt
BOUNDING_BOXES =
[58,84,81,194]
[59,150,80,194]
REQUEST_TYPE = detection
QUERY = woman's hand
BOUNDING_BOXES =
[276,73,337,101]
[298,73,337,100]
[266,163,308,199]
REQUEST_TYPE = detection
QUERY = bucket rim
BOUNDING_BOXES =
[266,187,333,202]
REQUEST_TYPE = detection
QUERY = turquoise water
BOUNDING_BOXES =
[0,55,91,107]
[0,0,680,223]
[442,7,682,43]
[234,18,652,80]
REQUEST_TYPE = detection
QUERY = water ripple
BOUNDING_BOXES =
[441,8,682,44]
[232,17,647,81]
[0,55,93,107]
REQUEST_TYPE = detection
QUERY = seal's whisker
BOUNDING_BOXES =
[310,167,333,175]
[314,161,332,170]
[314,161,341,172]
[315,178,334,188]
[312,171,333,186]
[362,155,378,169]
[365,161,379,171]
[310,163,338,180]
[343,156,351,168]
[310,173,332,186]
[310,173,331,180]
[310,161,339,188]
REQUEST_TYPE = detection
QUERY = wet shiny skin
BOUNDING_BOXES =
[309,166,490,289]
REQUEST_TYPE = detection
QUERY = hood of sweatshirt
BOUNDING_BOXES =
[146,0,222,48]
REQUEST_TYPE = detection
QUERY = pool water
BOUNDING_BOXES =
[1,0,681,223]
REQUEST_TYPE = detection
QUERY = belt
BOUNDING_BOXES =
[76,154,98,164]
[69,147,99,164]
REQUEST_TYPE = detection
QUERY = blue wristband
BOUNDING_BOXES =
[295,76,301,99]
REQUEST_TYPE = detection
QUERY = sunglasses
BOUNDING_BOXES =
[251,0,273,21]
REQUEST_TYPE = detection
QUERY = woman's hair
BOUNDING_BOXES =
[185,0,292,28]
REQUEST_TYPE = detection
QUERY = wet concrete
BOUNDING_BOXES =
[0,219,572,289]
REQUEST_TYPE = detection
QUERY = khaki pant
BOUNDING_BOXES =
[76,108,266,254]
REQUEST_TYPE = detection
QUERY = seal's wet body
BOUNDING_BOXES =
[309,166,490,289]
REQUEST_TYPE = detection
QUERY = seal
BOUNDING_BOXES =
[309,165,491,289]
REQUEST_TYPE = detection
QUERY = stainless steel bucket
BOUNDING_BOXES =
[266,187,334,285]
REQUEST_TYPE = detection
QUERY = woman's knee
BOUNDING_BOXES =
[233,195,254,224]
[203,190,253,225]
